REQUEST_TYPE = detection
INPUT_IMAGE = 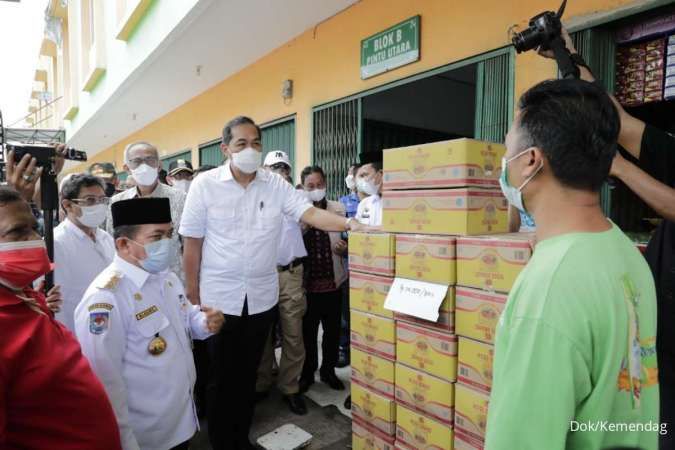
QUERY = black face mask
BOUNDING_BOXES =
[105,183,116,197]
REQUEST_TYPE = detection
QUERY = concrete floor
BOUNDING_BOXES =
[191,344,353,449]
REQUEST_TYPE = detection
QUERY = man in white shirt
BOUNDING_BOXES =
[76,198,224,450]
[180,116,367,450]
[54,174,115,332]
[106,142,186,280]
[355,157,383,227]
[256,150,309,415]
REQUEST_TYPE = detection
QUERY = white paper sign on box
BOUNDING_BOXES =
[384,277,449,322]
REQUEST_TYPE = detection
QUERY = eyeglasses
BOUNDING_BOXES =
[270,163,290,172]
[71,196,110,207]
[127,156,159,168]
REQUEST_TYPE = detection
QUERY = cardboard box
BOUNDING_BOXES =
[395,404,454,450]
[352,347,396,399]
[457,337,494,394]
[454,428,484,450]
[352,382,397,436]
[456,234,532,293]
[396,321,457,383]
[382,138,506,190]
[395,363,454,425]
[351,272,395,319]
[395,234,456,285]
[383,189,508,236]
[455,287,507,345]
[454,383,490,442]
[394,286,456,333]
[351,310,396,361]
[353,416,396,450]
[349,232,396,277]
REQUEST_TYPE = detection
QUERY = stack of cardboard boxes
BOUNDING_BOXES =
[453,234,532,450]
[356,138,509,450]
[349,232,398,450]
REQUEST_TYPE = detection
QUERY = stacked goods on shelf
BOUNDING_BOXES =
[349,232,397,446]
[616,38,666,106]
[453,234,533,450]
[666,35,675,100]
[382,139,508,236]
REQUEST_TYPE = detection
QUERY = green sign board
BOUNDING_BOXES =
[361,16,420,79]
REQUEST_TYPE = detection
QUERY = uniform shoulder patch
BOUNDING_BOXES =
[98,271,123,291]
[89,311,110,335]
[88,302,114,312]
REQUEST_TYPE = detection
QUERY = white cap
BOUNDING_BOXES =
[263,150,291,168]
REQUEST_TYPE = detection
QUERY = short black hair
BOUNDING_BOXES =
[350,162,361,172]
[61,174,106,201]
[301,165,326,184]
[222,116,262,145]
[113,224,140,240]
[0,186,23,206]
[517,79,620,192]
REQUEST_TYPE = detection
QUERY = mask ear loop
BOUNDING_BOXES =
[517,159,544,192]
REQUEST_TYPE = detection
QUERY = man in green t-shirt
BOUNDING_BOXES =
[485,79,661,450]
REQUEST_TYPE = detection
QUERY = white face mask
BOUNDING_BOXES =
[78,204,108,228]
[173,179,191,193]
[231,147,262,174]
[131,164,158,187]
[345,174,356,190]
[357,177,379,196]
[307,188,326,203]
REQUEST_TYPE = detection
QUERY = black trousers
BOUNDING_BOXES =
[207,301,277,450]
[339,279,350,350]
[301,287,342,380]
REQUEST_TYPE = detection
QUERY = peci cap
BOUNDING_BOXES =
[111,198,172,228]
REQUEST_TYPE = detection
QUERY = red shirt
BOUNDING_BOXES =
[0,287,122,450]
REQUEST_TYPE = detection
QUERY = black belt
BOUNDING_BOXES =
[277,259,303,273]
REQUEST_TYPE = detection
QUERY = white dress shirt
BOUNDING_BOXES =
[355,194,383,226]
[54,218,115,332]
[179,163,312,315]
[277,216,307,266]
[75,256,211,450]
[106,183,186,280]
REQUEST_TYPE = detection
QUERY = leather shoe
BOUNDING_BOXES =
[336,348,350,368]
[320,371,345,390]
[298,378,314,394]
[344,395,351,410]
[284,394,308,415]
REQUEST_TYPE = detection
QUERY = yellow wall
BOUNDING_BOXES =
[77,0,647,178]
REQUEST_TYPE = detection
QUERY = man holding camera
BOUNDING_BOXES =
[539,29,674,448]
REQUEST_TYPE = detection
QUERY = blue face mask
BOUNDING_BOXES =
[498,148,542,218]
[131,238,173,274]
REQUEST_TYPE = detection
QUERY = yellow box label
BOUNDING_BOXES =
[395,234,457,285]
[458,337,494,394]
[456,234,532,293]
[383,138,506,190]
[352,382,396,436]
[351,310,396,360]
[395,363,454,425]
[396,322,457,383]
[382,189,508,236]
[455,287,507,345]
[349,232,396,277]
[353,417,396,450]
[454,383,490,442]
[350,272,394,319]
[396,404,453,450]
[352,347,395,398]
[454,428,484,450]
[395,286,456,333]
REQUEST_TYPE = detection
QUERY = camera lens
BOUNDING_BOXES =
[512,27,542,53]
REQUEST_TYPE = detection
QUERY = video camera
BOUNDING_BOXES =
[511,0,580,80]
[1,109,87,291]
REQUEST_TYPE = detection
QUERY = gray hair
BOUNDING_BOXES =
[124,141,158,163]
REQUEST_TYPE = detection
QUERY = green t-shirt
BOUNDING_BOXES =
[485,224,660,450]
